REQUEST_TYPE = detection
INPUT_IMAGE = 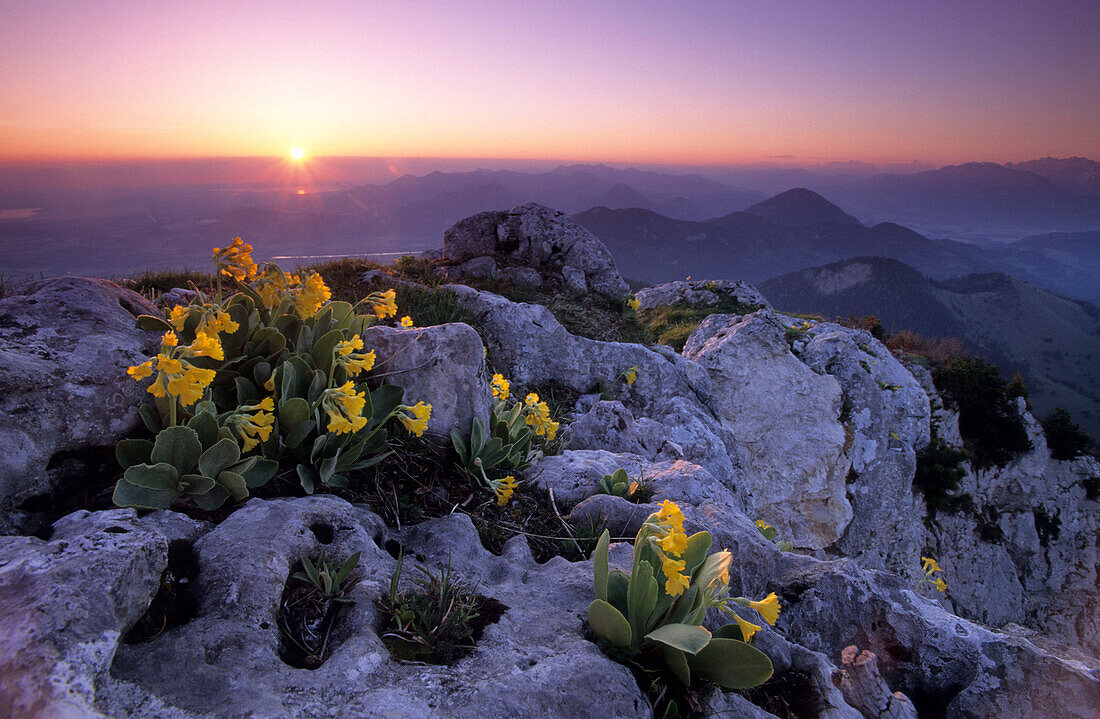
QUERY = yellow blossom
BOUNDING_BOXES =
[161,331,179,348]
[657,526,688,556]
[229,400,275,451]
[749,593,781,625]
[625,366,637,385]
[921,557,942,574]
[336,335,364,356]
[127,360,153,380]
[321,382,368,435]
[397,401,432,437]
[626,296,640,311]
[264,376,275,391]
[494,475,518,506]
[291,272,331,318]
[661,554,690,596]
[933,577,948,592]
[525,392,539,406]
[655,500,685,532]
[735,614,761,642]
[491,374,510,401]
[168,305,188,331]
[400,315,413,328]
[198,308,238,336]
[212,237,258,282]
[370,289,398,319]
[183,331,224,361]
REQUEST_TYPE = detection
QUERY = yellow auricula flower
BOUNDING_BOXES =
[494,475,518,507]
[397,401,432,437]
[735,614,761,642]
[749,592,781,626]
[400,315,413,328]
[491,373,510,401]
[625,366,638,385]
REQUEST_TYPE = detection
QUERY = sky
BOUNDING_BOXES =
[1,0,1098,166]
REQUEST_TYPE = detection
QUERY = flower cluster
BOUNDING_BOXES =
[168,303,239,338]
[334,335,377,376]
[290,272,332,318]
[919,556,948,594]
[127,331,221,407]
[369,289,398,320]
[225,397,275,451]
[624,365,638,385]
[397,401,432,437]
[252,266,302,310]
[212,237,258,282]
[492,474,518,507]
[490,373,510,402]
[523,393,559,440]
[649,500,690,596]
[321,382,368,434]
[626,295,640,311]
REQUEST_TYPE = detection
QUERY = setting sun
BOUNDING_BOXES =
[290,146,305,160]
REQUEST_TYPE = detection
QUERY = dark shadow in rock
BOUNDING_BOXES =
[124,539,200,644]
[309,521,334,544]
[738,669,823,719]
[277,557,355,670]
[379,594,507,665]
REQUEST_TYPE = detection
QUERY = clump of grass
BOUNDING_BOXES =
[377,551,505,665]
[396,284,485,333]
[887,330,965,366]
[638,298,760,352]
[117,269,216,298]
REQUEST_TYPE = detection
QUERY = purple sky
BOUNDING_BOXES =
[1,0,1097,164]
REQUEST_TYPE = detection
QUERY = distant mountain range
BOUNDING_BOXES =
[758,256,1100,439]
[572,189,1100,303]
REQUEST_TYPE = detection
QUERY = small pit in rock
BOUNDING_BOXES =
[277,554,358,670]
[737,669,823,719]
[310,521,334,544]
[376,556,507,665]
[124,539,199,644]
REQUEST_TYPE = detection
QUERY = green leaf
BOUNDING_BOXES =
[662,645,691,686]
[297,464,318,494]
[138,404,162,434]
[123,462,178,490]
[216,471,248,500]
[192,483,231,511]
[645,624,712,655]
[311,329,345,372]
[198,438,242,479]
[712,623,745,641]
[136,314,172,331]
[687,638,774,690]
[682,531,713,577]
[150,426,202,474]
[628,561,659,640]
[607,569,630,616]
[187,411,219,451]
[318,455,338,486]
[112,479,175,509]
[587,599,632,649]
[594,530,610,601]
[370,384,404,425]
[177,473,216,495]
[285,419,317,449]
[234,376,258,406]
[307,370,327,405]
[279,397,310,430]
[115,439,153,469]
[232,457,279,488]
[334,551,360,587]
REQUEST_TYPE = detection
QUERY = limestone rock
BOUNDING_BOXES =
[362,322,491,442]
[0,278,160,535]
[98,497,648,718]
[0,508,202,718]
[635,278,771,311]
[682,311,852,550]
[442,203,629,299]
[798,322,930,575]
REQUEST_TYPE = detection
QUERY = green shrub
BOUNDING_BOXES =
[913,436,971,516]
[638,299,760,352]
[1040,407,1093,461]
[933,357,1031,469]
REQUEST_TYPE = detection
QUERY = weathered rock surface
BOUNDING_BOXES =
[683,311,852,550]
[0,508,204,718]
[362,322,491,441]
[96,497,647,718]
[634,278,771,312]
[923,398,1100,656]
[449,284,738,483]
[0,278,160,535]
[442,203,629,298]
[798,322,930,575]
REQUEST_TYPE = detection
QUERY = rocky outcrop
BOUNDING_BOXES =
[682,312,852,550]
[798,322,930,576]
[0,278,160,535]
[362,322,491,441]
[11,497,648,719]
[922,397,1100,656]
[442,203,629,299]
[634,278,771,311]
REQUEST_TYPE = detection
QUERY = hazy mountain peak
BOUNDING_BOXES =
[742,187,862,226]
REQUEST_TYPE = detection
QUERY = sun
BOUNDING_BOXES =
[289,146,305,161]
